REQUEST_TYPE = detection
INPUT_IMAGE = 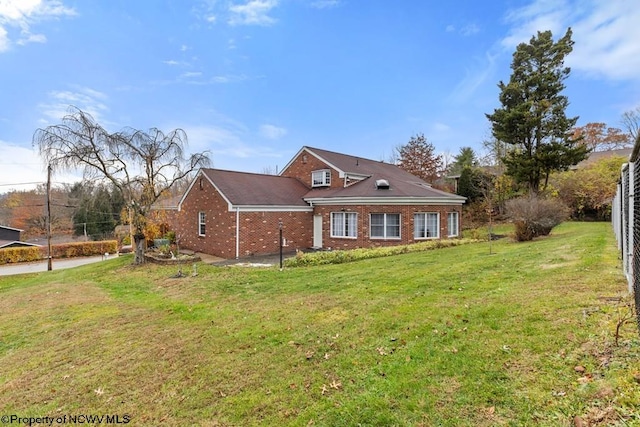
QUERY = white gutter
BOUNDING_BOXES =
[303,196,466,206]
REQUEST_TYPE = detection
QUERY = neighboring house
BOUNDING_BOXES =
[0,225,40,249]
[573,148,632,169]
[171,146,466,259]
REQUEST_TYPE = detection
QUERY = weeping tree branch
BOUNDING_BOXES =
[33,106,211,264]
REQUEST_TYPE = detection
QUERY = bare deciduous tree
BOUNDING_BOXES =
[621,107,640,141]
[34,107,211,264]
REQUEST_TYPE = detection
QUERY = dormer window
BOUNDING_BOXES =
[312,169,331,187]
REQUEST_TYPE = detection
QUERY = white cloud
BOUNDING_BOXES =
[259,124,287,140]
[449,50,499,103]
[310,0,340,9]
[0,25,8,51]
[0,0,76,52]
[228,0,279,26]
[16,32,46,45]
[445,24,455,33]
[0,140,45,192]
[210,74,250,83]
[182,124,281,161]
[432,122,451,133]
[502,0,640,81]
[460,23,480,36]
[39,87,109,124]
[180,71,203,79]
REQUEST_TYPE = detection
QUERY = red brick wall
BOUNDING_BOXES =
[174,176,237,258]
[238,211,313,257]
[313,204,462,250]
[171,175,314,258]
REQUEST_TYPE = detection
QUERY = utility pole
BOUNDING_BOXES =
[46,164,53,271]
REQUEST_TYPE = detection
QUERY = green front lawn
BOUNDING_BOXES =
[0,222,638,426]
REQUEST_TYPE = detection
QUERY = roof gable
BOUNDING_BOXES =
[297,147,465,203]
[180,168,311,210]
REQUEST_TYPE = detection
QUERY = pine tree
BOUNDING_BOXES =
[486,28,588,193]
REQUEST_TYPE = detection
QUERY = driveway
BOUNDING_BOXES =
[0,255,110,276]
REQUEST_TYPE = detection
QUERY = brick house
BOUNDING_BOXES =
[171,146,465,259]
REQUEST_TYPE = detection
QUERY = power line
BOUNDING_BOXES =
[0,182,44,187]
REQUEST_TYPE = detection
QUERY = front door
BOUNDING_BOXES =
[313,215,323,248]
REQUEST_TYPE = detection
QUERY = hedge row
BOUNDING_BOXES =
[0,240,118,265]
[283,238,479,267]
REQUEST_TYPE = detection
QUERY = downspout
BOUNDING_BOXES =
[235,206,240,259]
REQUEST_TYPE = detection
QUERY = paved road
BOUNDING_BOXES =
[0,256,111,276]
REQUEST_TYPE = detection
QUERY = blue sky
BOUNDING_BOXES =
[1,0,640,191]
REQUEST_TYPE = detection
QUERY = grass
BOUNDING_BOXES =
[0,222,638,426]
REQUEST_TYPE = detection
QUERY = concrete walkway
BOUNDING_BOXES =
[0,255,110,276]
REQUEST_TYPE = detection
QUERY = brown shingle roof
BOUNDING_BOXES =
[302,147,465,202]
[202,169,310,207]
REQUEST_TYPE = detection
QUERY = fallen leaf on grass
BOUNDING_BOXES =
[577,375,593,384]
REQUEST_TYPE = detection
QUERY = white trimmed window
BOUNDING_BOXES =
[331,212,357,238]
[414,212,439,239]
[198,211,206,236]
[447,212,459,237]
[370,213,400,239]
[312,169,331,187]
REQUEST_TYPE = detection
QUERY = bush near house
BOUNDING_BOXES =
[284,238,477,267]
[0,241,118,265]
[506,195,568,241]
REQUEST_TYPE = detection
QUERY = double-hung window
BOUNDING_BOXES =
[331,212,357,238]
[198,211,206,236]
[370,213,400,239]
[312,169,331,187]
[447,212,459,237]
[414,212,439,239]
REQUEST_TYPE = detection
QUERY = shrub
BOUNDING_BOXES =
[0,246,43,265]
[49,241,118,258]
[0,241,119,265]
[284,239,478,267]
[506,195,568,241]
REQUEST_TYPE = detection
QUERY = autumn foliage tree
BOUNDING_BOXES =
[0,188,73,238]
[572,123,632,152]
[395,133,443,183]
[550,155,627,220]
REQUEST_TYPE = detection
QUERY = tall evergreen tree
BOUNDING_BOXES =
[449,147,478,175]
[486,28,588,193]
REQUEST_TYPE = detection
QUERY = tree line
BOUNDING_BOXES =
[392,28,636,235]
